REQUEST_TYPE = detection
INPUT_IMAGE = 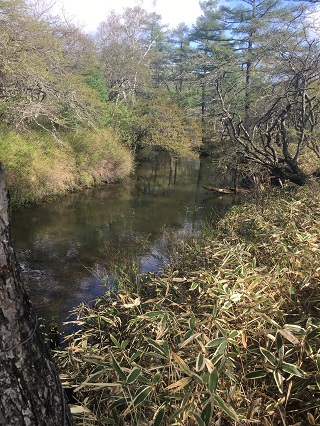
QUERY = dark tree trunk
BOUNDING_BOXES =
[0,163,73,426]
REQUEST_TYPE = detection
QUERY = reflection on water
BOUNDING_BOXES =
[11,155,236,327]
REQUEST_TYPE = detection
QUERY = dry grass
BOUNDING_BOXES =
[0,128,133,207]
[56,184,320,425]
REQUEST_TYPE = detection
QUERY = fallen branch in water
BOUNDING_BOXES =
[202,185,247,194]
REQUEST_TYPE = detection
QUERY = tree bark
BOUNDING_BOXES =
[0,163,73,426]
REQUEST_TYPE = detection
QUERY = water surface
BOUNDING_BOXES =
[11,155,236,327]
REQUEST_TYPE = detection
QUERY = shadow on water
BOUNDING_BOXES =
[11,154,238,331]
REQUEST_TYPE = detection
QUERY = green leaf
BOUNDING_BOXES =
[110,351,126,381]
[289,286,296,301]
[216,323,228,337]
[126,368,141,384]
[130,350,142,362]
[191,412,205,426]
[208,369,219,393]
[146,338,169,357]
[207,337,226,348]
[229,330,239,339]
[211,353,224,366]
[189,316,196,330]
[306,328,320,340]
[245,370,267,379]
[109,334,121,348]
[214,340,228,356]
[292,376,313,393]
[123,386,153,416]
[133,386,153,407]
[273,370,284,393]
[201,401,213,426]
[190,281,199,290]
[196,353,206,372]
[152,408,165,426]
[121,340,129,349]
[281,362,305,378]
[139,375,152,384]
[283,324,305,333]
[213,394,239,421]
[152,373,161,384]
[260,347,278,366]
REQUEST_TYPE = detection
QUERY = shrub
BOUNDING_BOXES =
[0,128,133,207]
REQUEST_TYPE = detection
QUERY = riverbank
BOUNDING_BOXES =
[0,128,134,208]
[56,183,320,425]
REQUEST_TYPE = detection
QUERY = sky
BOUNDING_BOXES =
[54,0,202,33]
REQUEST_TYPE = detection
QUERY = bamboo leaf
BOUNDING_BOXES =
[214,340,228,356]
[139,375,152,384]
[273,369,284,393]
[152,408,165,426]
[110,351,126,381]
[281,362,305,378]
[206,337,226,348]
[279,329,299,345]
[245,370,267,379]
[132,386,153,406]
[69,405,92,414]
[172,352,193,376]
[208,369,218,393]
[315,374,320,390]
[189,316,196,330]
[109,334,121,348]
[146,338,169,357]
[213,394,239,421]
[191,412,205,426]
[196,353,206,372]
[306,328,320,340]
[165,377,192,392]
[260,347,278,366]
[126,368,141,384]
[201,401,213,426]
[123,386,153,416]
[283,324,305,334]
[179,333,201,348]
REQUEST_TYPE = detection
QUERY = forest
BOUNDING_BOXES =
[0,0,320,205]
[1,0,320,425]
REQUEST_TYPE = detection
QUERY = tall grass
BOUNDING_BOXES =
[0,128,133,207]
[56,185,320,425]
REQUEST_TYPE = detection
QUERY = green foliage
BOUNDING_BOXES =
[130,94,201,155]
[0,128,133,207]
[56,185,320,425]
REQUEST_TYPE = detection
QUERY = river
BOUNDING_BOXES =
[11,153,236,329]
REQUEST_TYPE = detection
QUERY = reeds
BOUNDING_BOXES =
[56,184,320,425]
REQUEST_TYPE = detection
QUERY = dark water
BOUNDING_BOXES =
[11,154,236,327]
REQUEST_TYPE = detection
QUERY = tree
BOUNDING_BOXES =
[96,6,161,104]
[0,163,73,425]
[212,0,320,183]
[0,0,102,130]
[190,0,233,144]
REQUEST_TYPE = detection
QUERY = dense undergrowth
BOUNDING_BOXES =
[0,128,133,207]
[56,184,320,425]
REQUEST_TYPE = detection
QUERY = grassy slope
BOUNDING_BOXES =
[0,128,133,207]
[57,184,320,425]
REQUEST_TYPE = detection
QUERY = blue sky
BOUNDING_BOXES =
[54,0,202,32]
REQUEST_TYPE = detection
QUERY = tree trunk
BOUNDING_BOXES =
[0,163,73,426]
